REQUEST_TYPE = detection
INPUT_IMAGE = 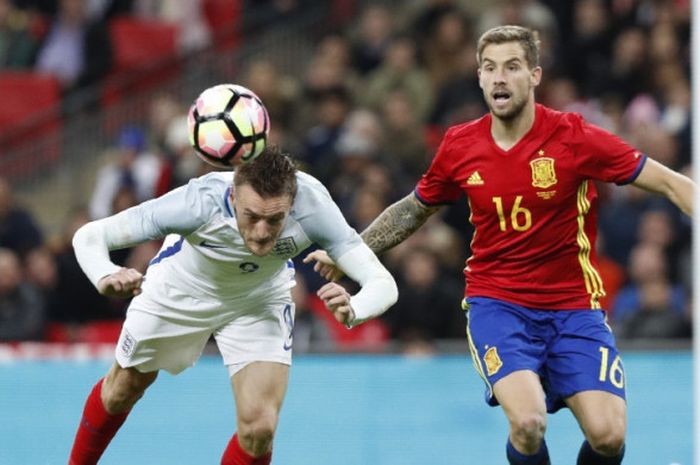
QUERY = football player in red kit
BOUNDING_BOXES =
[306,25,693,465]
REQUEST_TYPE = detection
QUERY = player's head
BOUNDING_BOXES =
[476,25,542,121]
[232,145,298,256]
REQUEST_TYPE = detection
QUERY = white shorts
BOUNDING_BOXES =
[115,294,295,377]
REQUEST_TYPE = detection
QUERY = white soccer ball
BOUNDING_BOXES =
[187,84,270,168]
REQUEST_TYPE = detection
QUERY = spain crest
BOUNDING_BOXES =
[530,157,557,189]
[483,346,503,376]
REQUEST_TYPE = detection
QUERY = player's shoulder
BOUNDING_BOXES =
[295,170,330,195]
[181,171,232,213]
[188,171,231,195]
[443,113,490,143]
[537,104,585,130]
[293,170,333,207]
[290,170,344,222]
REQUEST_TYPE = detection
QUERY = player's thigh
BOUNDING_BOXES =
[494,370,548,424]
[232,361,289,423]
[545,310,626,411]
[116,308,213,375]
[565,390,627,443]
[466,297,548,405]
[215,297,294,377]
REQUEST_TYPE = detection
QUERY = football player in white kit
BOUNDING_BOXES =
[68,146,398,465]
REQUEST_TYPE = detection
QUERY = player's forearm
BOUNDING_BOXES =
[335,243,398,326]
[72,210,149,287]
[72,220,122,287]
[360,193,438,255]
[633,159,694,216]
[665,171,694,216]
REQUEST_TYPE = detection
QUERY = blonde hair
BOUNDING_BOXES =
[477,25,540,69]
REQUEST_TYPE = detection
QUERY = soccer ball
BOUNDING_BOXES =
[187,84,270,168]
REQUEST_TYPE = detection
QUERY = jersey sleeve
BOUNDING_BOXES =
[97,173,222,250]
[72,174,224,286]
[570,115,646,185]
[292,173,363,260]
[415,128,464,205]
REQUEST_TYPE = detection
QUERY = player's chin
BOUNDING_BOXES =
[248,242,274,256]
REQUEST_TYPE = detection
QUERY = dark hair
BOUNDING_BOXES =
[477,25,540,69]
[234,145,297,199]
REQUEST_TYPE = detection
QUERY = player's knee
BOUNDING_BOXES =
[102,369,157,414]
[587,426,626,457]
[237,407,278,456]
[509,412,546,448]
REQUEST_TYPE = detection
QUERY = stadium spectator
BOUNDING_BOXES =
[421,7,473,92]
[0,247,46,341]
[348,4,395,75]
[34,0,112,93]
[383,246,464,348]
[0,0,38,69]
[616,282,691,339]
[300,85,353,180]
[612,242,687,326]
[132,0,211,53]
[88,126,162,220]
[361,34,434,123]
[242,59,300,133]
[48,207,116,324]
[559,0,613,98]
[429,42,485,130]
[0,177,43,257]
[67,146,397,464]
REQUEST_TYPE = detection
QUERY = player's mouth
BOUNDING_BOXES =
[492,90,511,106]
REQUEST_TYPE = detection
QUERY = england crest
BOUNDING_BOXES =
[272,237,297,257]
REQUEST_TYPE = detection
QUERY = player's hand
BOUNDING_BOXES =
[97,267,144,298]
[303,250,345,282]
[317,282,355,325]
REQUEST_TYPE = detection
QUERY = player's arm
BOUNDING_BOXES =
[361,192,441,254]
[315,243,398,327]
[73,180,208,298]
[632,158,694,216]
[72,212,148,298]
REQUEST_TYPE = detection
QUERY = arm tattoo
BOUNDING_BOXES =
[360,193,439,255]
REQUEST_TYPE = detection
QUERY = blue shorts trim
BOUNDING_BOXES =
[465,296,626,413]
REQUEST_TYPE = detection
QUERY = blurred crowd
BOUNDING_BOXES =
[0,0,692,351]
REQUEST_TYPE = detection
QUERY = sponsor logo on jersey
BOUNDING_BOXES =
[199,240,227,249]
[530,155,557,188]
[466,171,485,186]
[272,237,298,256]
[239,262,259,273]
[120,329,136,357]
[483,346,503,376]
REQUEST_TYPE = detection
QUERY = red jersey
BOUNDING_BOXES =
[416,104,645,309]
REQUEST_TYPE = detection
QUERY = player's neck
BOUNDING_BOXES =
[489,99,536,151]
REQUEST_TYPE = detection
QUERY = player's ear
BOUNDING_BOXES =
[530,66,542,87]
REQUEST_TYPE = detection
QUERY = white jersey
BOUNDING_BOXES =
[73,169,397,374]
[123,171,362,312]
